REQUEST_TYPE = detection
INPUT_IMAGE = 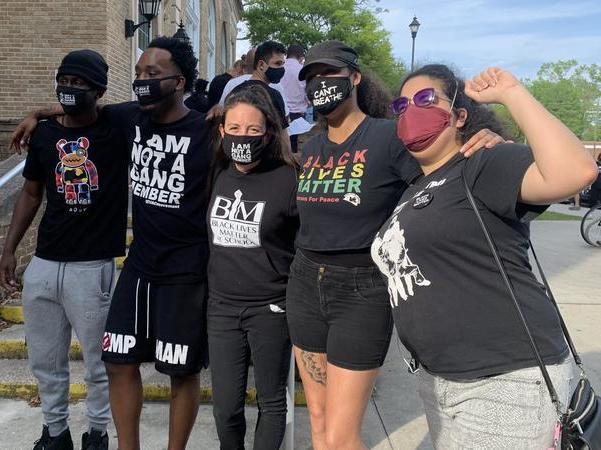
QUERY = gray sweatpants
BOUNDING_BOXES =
[418,357,577,449]
[22,256,115,437]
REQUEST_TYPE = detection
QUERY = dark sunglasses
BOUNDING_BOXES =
[390,86,456,116]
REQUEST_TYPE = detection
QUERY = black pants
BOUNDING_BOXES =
[208,299,292,450]
[289,112,305,153]
[591,186,601,206]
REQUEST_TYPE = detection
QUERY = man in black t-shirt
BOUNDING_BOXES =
[11,38,212,450]
[99,37,211,450]
[229,40,290,130]
[0,50,127,450]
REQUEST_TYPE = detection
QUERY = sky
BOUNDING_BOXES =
[236,0,601,80]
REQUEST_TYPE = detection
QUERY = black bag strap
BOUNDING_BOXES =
[528,244,582,366]
[460,167,561,406]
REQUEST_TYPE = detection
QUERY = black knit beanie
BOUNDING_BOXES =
[56,49,109,89]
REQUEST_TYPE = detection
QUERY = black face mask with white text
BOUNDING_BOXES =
[222,133,268,165]
[132,76,179,106]
[305,76,353,116]
[56,86,96,115]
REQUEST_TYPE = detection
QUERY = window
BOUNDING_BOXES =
[220,23,228,71]
[185,0,200,62]
[207,0,216,80]
[136,3,152,54]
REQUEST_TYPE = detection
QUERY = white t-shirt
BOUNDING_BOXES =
[219,74,290,116]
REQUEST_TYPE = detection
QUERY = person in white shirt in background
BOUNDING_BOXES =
[219,47,290,117]
[281,44,310,152]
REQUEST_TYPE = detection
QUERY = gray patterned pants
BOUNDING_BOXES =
[418,358,576,449]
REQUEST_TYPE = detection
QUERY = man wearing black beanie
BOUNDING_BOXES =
[10,37,213,450]
[1,49,128,450]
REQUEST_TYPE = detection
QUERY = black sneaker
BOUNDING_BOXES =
[33,426,73,450]
[81,429,108,450]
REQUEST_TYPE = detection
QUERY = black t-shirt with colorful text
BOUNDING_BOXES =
[23,117,128,261]
[371,144,568,380]
[103,103,211,283]
[296,117,421,251]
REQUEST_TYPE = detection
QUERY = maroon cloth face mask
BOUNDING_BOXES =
[396,104,451,152]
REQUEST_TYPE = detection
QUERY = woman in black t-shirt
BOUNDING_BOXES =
[206,84,299,450]
[372,64,598,448]
[285,41,505,450]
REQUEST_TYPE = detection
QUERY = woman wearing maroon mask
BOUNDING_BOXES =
[372,64,597,448]
[286,41,505,450]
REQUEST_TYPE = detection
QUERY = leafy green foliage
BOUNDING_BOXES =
[497,60,601,141]
[242,0,407,91]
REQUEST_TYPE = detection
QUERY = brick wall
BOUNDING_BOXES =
[106,0,134,103]
[0,0,133,122]
[0,121,18,161]
[0,155,42,301]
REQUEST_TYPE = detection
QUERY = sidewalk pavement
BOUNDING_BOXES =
[0,217,599,450]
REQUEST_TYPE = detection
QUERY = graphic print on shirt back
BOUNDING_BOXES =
[55,137,98,210]
[130,125,189,208]
[371,202,431,307]
[297,149,366,206]
[210,189,266,248]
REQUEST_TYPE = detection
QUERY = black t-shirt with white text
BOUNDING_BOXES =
[207,160,299,305]
[103,103,211,283]
[296,117,421,252]
[371,144,568,380]
[23,117,128,261]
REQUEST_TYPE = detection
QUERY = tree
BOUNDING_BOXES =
[493,60,601,141]
[241,0,406,91]
[525,60,601,139]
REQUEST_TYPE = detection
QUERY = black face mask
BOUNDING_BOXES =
[222,133,268,165]
[306,76,353,116]
[56,86,96,115]
[265,66,285,84]
[132,76,179,106]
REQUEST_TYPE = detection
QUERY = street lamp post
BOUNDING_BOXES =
[409,16,420,71]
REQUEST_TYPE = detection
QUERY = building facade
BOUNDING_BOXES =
[0,0,242,125]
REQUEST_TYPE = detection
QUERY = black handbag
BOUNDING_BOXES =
[461,168,601,450]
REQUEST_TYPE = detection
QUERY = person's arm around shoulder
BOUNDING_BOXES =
[465,67,598,204]
[0,179,44,291]
[10,104,64,154]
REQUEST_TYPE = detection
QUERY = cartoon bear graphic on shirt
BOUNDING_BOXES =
[55,137,98,206]
[372,213,431,307]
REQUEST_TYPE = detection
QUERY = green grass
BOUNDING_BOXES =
[536,211,582,221]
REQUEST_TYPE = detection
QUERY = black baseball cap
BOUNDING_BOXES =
[298,40,360,81]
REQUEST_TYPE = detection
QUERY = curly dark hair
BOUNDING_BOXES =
[148,36,198,92]
[400,64,506,144]
[356,69,393,119]
[210,83,298,177]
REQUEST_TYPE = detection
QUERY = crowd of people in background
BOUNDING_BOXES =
[0,31,599,450]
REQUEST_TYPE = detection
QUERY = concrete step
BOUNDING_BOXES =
[0,359,306,405]
[0,324,81,359]
[0,305,23,324]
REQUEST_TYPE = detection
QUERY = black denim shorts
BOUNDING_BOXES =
[286,250,393,370]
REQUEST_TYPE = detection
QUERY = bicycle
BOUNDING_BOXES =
[580,203,601,246]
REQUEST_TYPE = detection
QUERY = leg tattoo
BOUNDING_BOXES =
[300,351,327,385]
